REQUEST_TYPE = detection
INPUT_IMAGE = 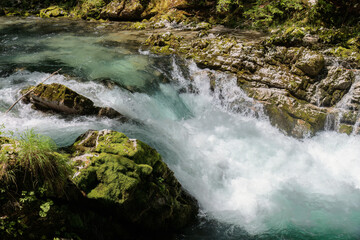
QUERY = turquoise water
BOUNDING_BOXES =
[1,17,360,240]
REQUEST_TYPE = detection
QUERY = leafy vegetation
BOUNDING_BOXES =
[0,127,74,239]
[0,128,71,195]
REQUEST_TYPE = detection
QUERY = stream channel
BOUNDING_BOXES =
[1,17,360,240]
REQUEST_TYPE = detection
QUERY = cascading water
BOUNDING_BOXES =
[2,17,360,240]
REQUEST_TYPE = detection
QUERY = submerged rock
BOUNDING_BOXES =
[71,129,198,231]
[22,83,125,119]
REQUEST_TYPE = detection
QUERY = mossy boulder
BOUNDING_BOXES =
[142,0,191,19]
[22,83,125,119]
[145,32,183,54]
[295,50,325,77]
[71,130,198,231]
[268,26,306,46]
[100,0,144,20]
[39,6,68,18]
[339,124,353,135]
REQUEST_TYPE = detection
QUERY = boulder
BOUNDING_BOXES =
[100,0,144,20]
[317,67,354,107]
[71,130,198,231]
[295,50,325,77]
[22,83,125,119]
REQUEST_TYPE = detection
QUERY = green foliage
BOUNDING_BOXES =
[243,0,306,28]
[39,200,54,217]
[0,128,71,195]
[216,0,242,13]
[308,0,360,27]
[308,0,338,26]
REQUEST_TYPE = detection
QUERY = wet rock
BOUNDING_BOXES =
[339,124,353,135]
[317,67,354,107]
[22,83,125,119]
[247,88,327,138]
[295,50,325,77]
[71,130,198,231]
[348,82,360,110]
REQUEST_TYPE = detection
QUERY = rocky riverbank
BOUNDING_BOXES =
[143,29,360,137]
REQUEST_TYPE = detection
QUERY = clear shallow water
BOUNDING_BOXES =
[1,17,360,240]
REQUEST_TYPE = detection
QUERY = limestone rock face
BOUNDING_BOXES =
[22,83,125,119]
[71,130,198,231]
[144,33,360,137]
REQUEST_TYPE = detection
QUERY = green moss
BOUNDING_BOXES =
[329,46,356,58]
[131,22,147,30]
[26,83,96,114]
[40,6,68,18]
[75,0,105,19]
[339,124,353,135]
[71,130,197,230]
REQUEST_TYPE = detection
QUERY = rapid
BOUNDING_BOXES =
[1,17,360,240]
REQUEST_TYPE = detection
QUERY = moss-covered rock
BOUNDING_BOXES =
[39,6,68,18]
[0,128,198,239]
[295,50,325,77]
[71,130,198,231]
[100,0,144,20]
[268,26,306,46]
[339,124,353,135]
[145,32,184,54]
[22,83,125,119]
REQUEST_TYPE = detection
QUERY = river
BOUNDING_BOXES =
[1,17,360,240]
